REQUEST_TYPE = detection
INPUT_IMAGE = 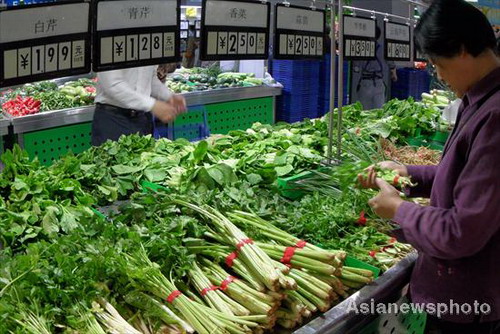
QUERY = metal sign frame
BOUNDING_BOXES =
[200,0,271,61]
[342,14,377,61]
[92,0,181,73]
[384,21,411,61]
[0,0,91,87]
[273,3,326,60]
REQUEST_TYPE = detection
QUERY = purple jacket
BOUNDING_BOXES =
[394,67,500,323]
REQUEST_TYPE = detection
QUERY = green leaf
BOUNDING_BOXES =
[111,165,143,175]
[207,166,225,185]
[193,140,209,164]
[42,207,60,235]
[275,164,294,177]
[60,209,78,233]
[246,173,263,185]
[144,168,167,182]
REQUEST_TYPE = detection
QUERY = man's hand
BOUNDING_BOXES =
[358,161,408,189]
[368,178,404,219]
[152,100,178,123]
[170,94,187,115]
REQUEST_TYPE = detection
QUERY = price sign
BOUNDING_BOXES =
[343,15,376,60]
[93,0,180,72]
[180,20,189,30]
[0,2,91,87]
[274,4,325,60]
[384,21,410,61]
[201,0,270,61]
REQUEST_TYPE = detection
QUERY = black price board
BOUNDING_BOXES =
[343,15,377,60]
[0,1,91,88]
[274,4,326,60]
[93,0,181,72]
[200,0,270,61]
[384,21,410,61]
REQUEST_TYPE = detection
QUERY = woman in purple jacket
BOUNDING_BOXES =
[359,0,500,333]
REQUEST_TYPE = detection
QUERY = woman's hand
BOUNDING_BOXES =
[368,178,405,219]
[357,161,409,189]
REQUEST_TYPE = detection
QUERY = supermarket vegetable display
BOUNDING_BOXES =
[0,98,441,333]
[166,67,265,93]
[0,78,97,117]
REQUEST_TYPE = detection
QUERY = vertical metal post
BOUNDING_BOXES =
[336,0,344,160]
[327,0,337,163]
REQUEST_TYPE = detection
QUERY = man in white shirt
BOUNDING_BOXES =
[92,65,186,146]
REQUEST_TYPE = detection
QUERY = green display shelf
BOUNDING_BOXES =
[21,122,92,166]
[358,296,427,334]
[173,97,274,141]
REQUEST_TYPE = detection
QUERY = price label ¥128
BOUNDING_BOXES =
[93,0,180,72]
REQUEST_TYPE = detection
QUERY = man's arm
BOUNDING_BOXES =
[97,70,156,111]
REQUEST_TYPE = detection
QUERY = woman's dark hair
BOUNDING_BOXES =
[414,0,496,58]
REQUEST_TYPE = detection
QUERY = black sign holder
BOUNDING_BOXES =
[384,21,410,62]
[342,15,377,61]
[200,0,270,61]
[92,0,181,72]
[0,0,91,88]
[273,3,326,60]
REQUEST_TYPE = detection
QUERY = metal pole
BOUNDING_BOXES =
[327,0,337,163]
[336,0,344,160]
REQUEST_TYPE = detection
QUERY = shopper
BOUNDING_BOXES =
[92,66,186,146]
[359,0,500,333]
[354,25,398,110]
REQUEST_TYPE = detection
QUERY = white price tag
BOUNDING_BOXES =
[344,16,376,38]
[151,33,163,58]
[58,42,71,70]
[45,44,58,72]
[139,34,151,60]
[228,32,238,55]
[32,45,45,75]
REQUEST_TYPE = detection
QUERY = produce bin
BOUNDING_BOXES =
[5,85,281,165]
[6,106,94,165]
[294,252,424,334]
[0,116,10,154]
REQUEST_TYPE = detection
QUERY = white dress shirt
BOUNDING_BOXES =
[95,66,173,112]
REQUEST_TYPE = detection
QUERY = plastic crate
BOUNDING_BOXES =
[271,60,322,123]
[21,122,92,166]
[391,68,431,101]
[166,97,274,141]
[358,296,427,334]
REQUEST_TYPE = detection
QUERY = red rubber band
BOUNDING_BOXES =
[220,276,237,291]
[225,252,238,267]
[167,290,182,303]
[389,237,397,244]
[201,286,220,296]
[357,211,367,226]
[295,240,307,249]
[236,238,254,251]
[281,247,297,265]
[393,175,400,186]
[369,250,377,258]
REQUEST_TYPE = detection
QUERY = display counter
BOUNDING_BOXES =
[295,252,425,334]
[2,85,281,165]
